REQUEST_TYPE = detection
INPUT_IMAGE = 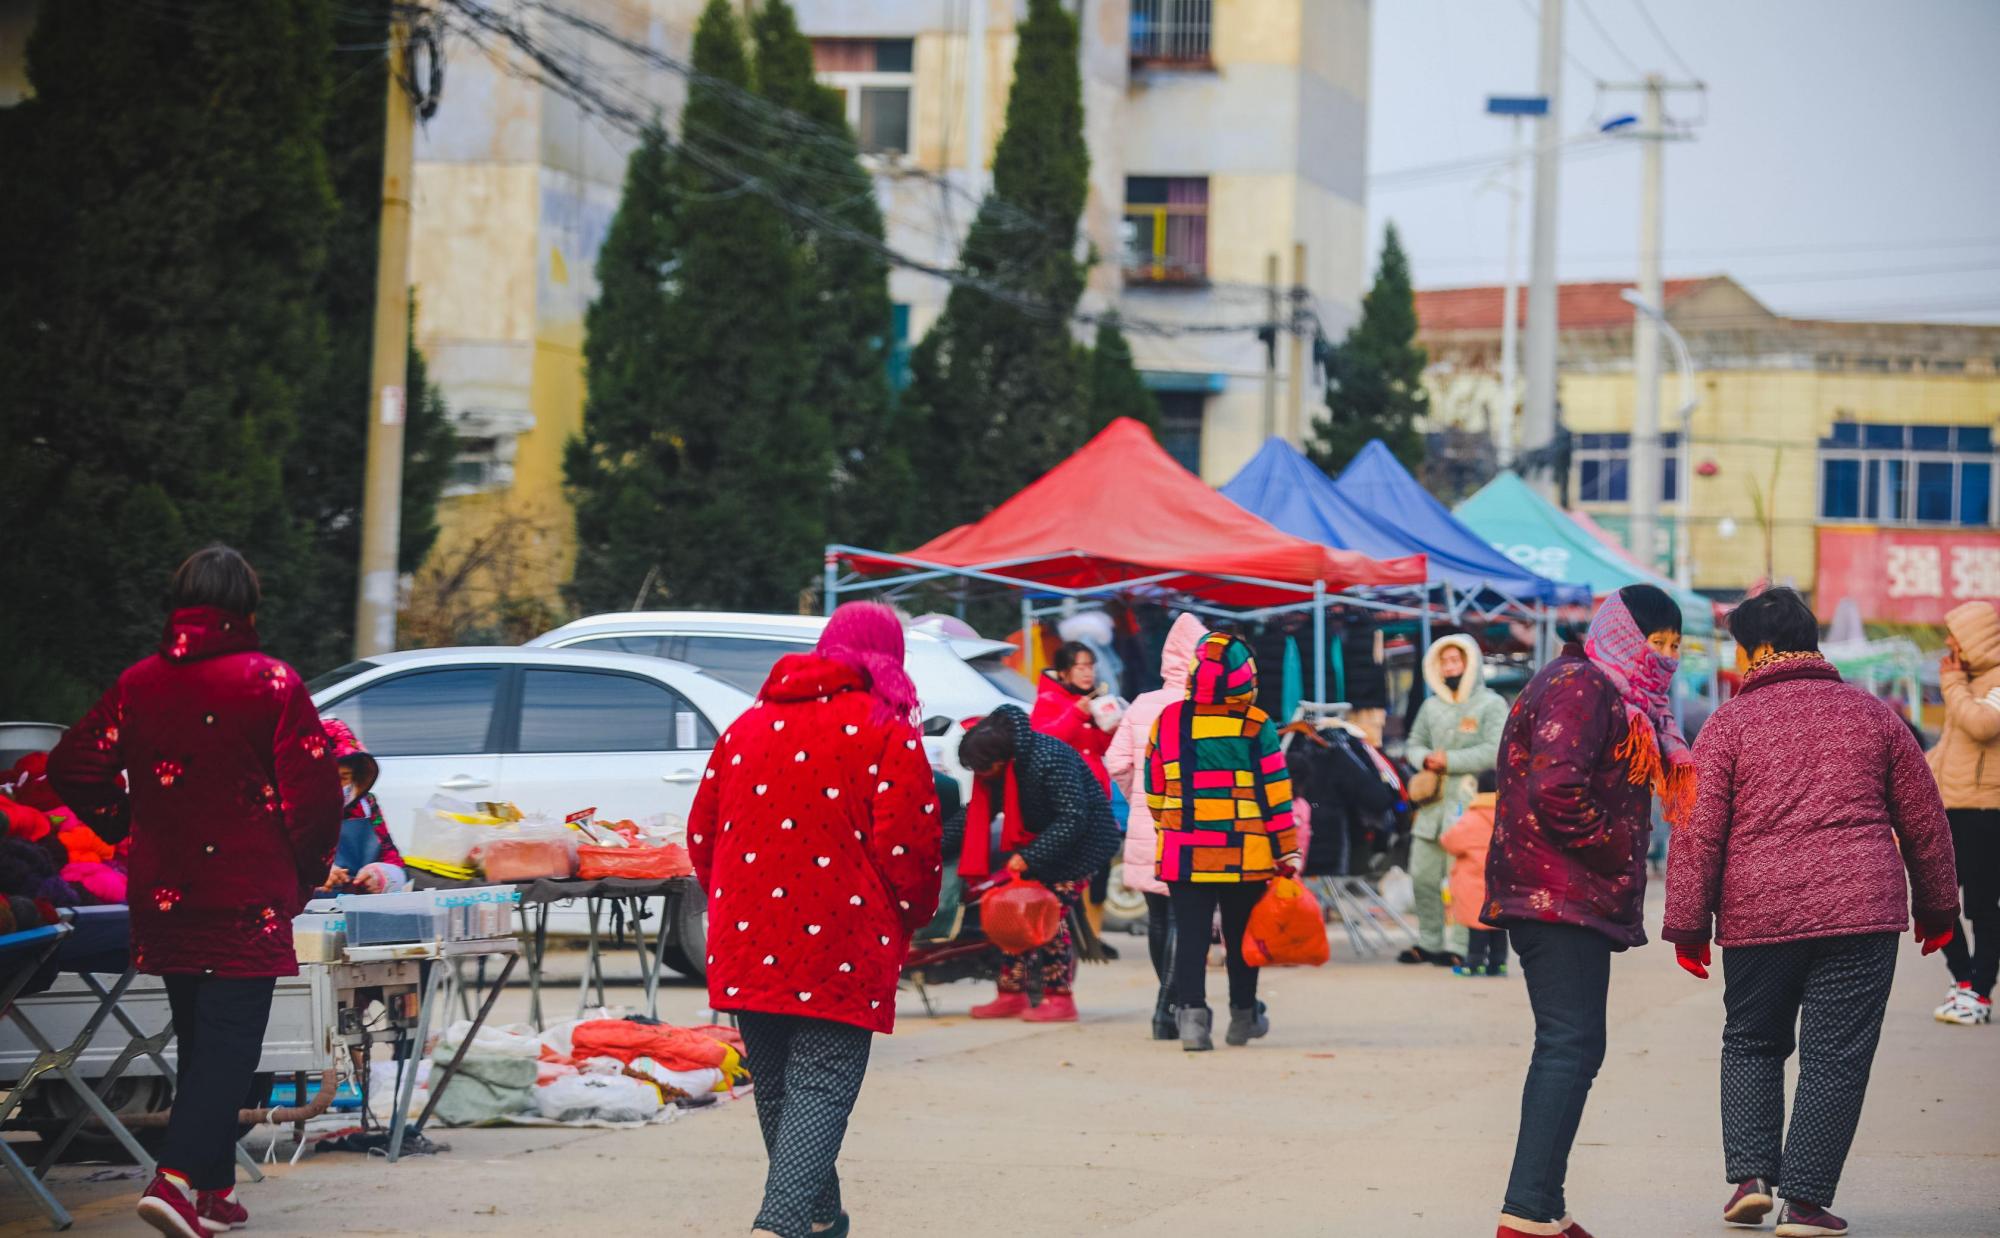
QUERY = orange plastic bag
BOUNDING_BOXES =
[1242,877,1329,968]
[576,843,694,881]
[982,878,1064,955]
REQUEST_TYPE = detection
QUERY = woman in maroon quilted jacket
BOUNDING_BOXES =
[1664,587,1958,1238]
[48,546,342,1238]
[1486,584,1689,1238]
[688,602,941,1238]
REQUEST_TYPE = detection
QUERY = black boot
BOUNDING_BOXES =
[1151,983,1177,1041]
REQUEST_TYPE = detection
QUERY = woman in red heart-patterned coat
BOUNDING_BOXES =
[48,547,342,1238]
[688,602,941,1238]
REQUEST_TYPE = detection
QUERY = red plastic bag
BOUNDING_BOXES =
[982,878,1063,955]
[1242,877,1329,968]
[576,843,694,881]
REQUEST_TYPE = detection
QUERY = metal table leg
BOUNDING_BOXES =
[386,961,444,1164]
[576,899,605,1019]
[527,903,549,1032]
[411,953,518,1136]
[0,930,72,1229]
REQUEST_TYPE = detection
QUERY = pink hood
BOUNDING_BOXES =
[1107,614,1210,896]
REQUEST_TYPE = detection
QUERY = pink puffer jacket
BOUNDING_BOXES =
[1105,615,1207,897]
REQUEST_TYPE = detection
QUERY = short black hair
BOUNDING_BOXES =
[956,713,1016,771]
[1728,587,1819,655]
[1618,583,1682,637]
[1052,641,1094,674]
[169,545,261,616]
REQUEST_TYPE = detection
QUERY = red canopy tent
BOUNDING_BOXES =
[833,418,1425,608]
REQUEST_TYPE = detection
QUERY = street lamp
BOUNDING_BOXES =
[1621,288,1697,591]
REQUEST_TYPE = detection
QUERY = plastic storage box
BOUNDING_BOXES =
[292,912,346,963]
[438,886,521,942]
[337,892,446,946]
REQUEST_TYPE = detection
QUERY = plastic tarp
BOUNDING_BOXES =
[1455,472,1715,638]
[842,419,1426,606]
[1220,438,1586,604]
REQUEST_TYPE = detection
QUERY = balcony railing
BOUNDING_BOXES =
[1130,0,1212,68]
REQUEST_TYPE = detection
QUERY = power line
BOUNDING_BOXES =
[1510,0,1609,84]
[1572,0,1645,78]
[1625,0,1702,83]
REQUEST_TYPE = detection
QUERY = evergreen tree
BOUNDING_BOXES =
[904,0,1091,530]
[1308,224,1430,477]
[286,0,455,672]
[565,121,678,614]
[1086,313,1159,435]
[0,0,337,716]
[749,0,914,549]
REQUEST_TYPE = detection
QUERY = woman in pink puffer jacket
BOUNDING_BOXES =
[1105,613,1207,1041]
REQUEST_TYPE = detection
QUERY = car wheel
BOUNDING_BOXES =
[34,1074,171,1161]
[1101,863,1150,934]
[660,883,708,979]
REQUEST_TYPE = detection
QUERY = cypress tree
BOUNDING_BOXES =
[0,0,337,715]
[1086,313,1159,435]
[1308,223,1430,476]
[749,0,914,549]
[565,121,678,614]
[905,0,1091,530]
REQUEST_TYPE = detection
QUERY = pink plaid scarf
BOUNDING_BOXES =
[1584,592,1695,824]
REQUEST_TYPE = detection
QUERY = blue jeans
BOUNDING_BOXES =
[1502,921,1613,1223]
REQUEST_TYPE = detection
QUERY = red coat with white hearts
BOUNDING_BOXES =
[47,607,345,977]
[688,654,942,1034]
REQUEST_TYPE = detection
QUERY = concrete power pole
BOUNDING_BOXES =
[353,13,419,658]
[1262,252,1281,441]
[1628,75,1665,574]
[1519,0,1564,490]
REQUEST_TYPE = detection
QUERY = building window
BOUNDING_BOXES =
[1155,391,1206,475]
[1571,432,1680,505]
[1819,422,1996,527]
[811,38,913,156]
[1123,177,1208,285]
[1130,0,1213,67]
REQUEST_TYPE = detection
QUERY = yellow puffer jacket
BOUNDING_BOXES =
[1929,600,2000,810]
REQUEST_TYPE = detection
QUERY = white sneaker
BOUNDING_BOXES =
[1936,986,1993,1025]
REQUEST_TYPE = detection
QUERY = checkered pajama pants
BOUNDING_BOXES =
[737,1011,875,1238]
[1720,932,1899,1208]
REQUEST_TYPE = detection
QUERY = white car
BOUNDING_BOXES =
[308,647,752,976]
[525,611,1034,791]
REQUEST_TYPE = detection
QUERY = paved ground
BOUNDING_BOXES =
[6,890,1997,1237]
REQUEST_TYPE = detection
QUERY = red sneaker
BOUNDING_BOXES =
[197,1189,250,1233]
[1560,1218,1596,1238]
[136,1173,203,1238]
[1725,1177,1775,1226]
[1495,1216,1565,1237]
[969,991,1030,1019]
[1021,993,1078,1023]
[1775,1200,1848,1237]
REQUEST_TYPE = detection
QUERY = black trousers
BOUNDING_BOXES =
[737,1011,873,1238]
[1466,928,1510,971]
[1502,921,1613,1224]
[1168,881,1264,1012]
[1721,933,1898,1209]
[1942,808,2000,998]
[160,975,275,1191]
[1144,891,1177,1022]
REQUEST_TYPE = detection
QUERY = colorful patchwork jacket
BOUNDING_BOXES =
[1145,633,1297,884]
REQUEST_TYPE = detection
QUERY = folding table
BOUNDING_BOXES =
[0,920,73,1228]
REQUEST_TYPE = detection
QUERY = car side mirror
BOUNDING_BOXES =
[922,715,954,737]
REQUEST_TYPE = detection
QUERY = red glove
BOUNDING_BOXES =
[1914,918,1956,956]
[1274,853,1301,879]
[1675,940,1710,980]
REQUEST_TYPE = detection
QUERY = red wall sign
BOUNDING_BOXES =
[1815,527,2000,624]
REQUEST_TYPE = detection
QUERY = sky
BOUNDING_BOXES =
[1366,0,2000,322]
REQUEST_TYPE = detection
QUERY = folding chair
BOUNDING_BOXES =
[0,920,74,1228]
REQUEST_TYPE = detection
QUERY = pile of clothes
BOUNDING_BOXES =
[1,752,128,908]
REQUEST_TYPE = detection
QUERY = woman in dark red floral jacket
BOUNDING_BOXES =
[1664,587,1957,1238]
[48,546,342,1238]
[1485,584,1688,1238]
[689,602,941,1238]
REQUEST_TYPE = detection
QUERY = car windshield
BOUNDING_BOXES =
[308,660,379,694]
[967,653,1034,702]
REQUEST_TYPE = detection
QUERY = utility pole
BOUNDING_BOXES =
[1519,0,1564,491]
[1628,75,1665,575]
[963,0,987,183]
[1287,242,1308,444]
[1485,97,1548,465]
[353,12,419,657]
[1262,252,1281,441]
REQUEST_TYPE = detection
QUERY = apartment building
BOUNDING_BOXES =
[1416,276,2000,617]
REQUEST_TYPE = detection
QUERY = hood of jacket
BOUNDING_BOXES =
[1158,613,1209,696]
[760,653,868,705]
[1946,601,2000,675]
[1421,634,1486,704]
[158,607,259,664]
[1186,632,1259,709]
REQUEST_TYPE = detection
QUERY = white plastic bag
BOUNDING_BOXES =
[1379,865,1415,916]
[436,1020,542,1059]
[534,1072,664,1124]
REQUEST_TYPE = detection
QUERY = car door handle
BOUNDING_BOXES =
[662,770,700,785]
[438,775,492,791]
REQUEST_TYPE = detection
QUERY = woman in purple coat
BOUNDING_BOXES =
[1665,588,1958,1238]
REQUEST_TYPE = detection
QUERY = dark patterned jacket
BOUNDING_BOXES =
[944,706,1119,884]
[1482,644,1653,949]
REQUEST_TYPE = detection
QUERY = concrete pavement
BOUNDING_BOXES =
[6,893,1997,1237]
